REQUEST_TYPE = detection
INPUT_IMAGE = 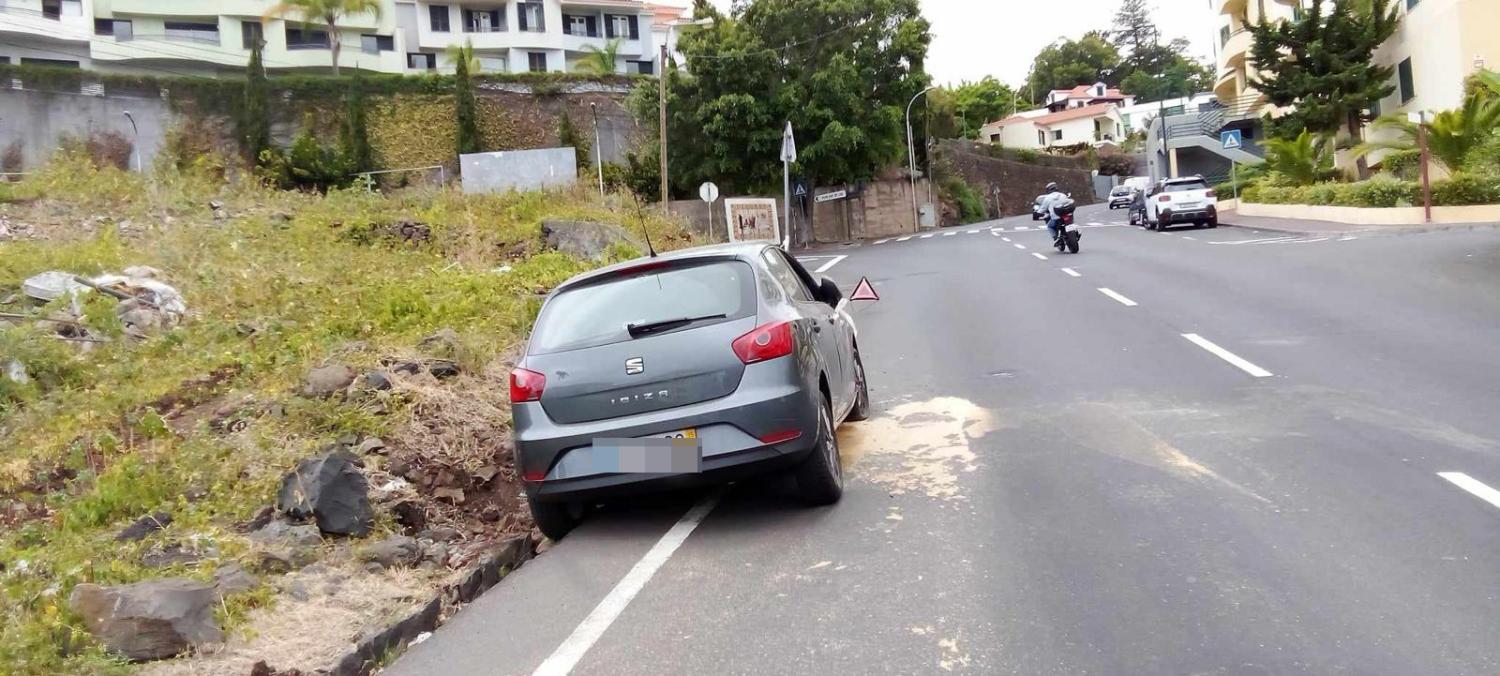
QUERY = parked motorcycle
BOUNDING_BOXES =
[1051,198,1081,254]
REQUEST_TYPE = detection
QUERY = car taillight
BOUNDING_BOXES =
[1205,189,1216,198]
[732,321,794,364]
[509,368,546,403]
[1158,194,1172,202]
[758,429,804,444]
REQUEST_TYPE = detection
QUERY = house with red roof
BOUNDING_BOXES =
[979,98,1127,151]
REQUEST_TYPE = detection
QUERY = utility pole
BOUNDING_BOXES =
[906,86,936,232]
[1417,111,1432,223]
[658,41,669,215]
[591,103,604,198]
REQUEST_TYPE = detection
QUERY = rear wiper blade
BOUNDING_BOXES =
[626,314,727,337]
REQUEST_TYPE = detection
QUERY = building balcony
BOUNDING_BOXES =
[0,2,92,43]
[561,33,643,56]
[1219,27,1252,69]
[1217,0,1247,17]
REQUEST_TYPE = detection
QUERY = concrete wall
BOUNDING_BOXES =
[460,147,576,193]
[1238,200,1500,225]
[936,140,1098,218]
[0,86,173,170]
[667,176,932,246]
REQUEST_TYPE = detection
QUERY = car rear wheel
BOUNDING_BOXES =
[529,498,581,541]
[847,350,871,422]
[795,395,844,505]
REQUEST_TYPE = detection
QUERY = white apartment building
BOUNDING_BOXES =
[0,0,662,76]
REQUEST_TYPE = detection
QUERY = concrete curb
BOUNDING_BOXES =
[330,535,536,676]
[1222,219,1500,237]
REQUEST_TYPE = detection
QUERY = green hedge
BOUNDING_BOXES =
[1242,173,1500,208]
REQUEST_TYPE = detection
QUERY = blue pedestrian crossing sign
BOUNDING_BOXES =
[1221,129,1243,150]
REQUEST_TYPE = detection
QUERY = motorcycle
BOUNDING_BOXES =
[1051,198,1081,254]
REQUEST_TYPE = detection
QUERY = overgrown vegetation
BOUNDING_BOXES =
[452,42,482,157]
[0,153,693,674]
[557,112,591,176]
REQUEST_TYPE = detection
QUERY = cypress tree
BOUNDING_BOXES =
[454,44,481,157]
[241,38,272,165]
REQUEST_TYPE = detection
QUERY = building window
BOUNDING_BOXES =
[463,8,504,32]
[627,60,654,75]
[1038,130,1046,145]
[519,2,545,32]
[1369,97,1381,118]
[606,15,638,39]
[286,25,330,49]
[408,52,436,70]
[990,133,1000,143]
[429,4,450,32]
[528,51,548,72]
[1398,57,1415,103]
[95,18,134,40]
[478,56,507,72]
[164,21,220,44]
[42,0,82,19]
[1406,0,1420,10]
[564,15,598,37]
[1219,25,1231,46]
[22,57,80,68]
[242,21,263,49]
[361,34,395,54]
[1052,129,1064,141]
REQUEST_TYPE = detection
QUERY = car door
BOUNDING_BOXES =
[761,249,847,413]
[785,253,857,411]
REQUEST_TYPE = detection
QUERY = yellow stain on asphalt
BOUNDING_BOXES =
[837,396,994,500]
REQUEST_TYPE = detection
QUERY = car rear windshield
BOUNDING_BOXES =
[528,260,756,355]
[1164,180,1208,192]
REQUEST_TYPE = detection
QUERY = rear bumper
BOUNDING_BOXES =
[526,442,815,503]
[1160,205,1217,224]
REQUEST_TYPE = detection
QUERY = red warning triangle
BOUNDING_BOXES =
[850,276,880,301]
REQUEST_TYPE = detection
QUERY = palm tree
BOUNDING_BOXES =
[445,41,481,74]
[575,39,621,76]
[1353,94,1500,172]
[1264,129,1335,186]
[264,0,382,76]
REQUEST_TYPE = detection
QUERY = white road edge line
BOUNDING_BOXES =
[920,233,935,239]
[1001,237,1012,242]
[897,236,913,242]
[943,231,957,237]
[1181,333,1274,378]
[1031,252,1048,260]
[967,228,981,234]
[1013,243,1027,250]
[532,494,722,676]
[874,239,889,245]
[813,255,848,274]
[1438,472,1500,510]
[1061,267,1081,277]
[1097,288,1138,307]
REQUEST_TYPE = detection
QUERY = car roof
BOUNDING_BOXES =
[552,241,774,294]
[1164,175,1207,184]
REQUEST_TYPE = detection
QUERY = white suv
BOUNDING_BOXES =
[1145,176,1218,231]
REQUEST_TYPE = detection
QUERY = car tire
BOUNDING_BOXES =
[1206,219,1218,228]
[529,499,581,541]
[846,350,871,422]
[795,395,844,506]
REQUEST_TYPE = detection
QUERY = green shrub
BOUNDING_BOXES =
[1013,148,1040,164]
[1336,176,1419,208]
[1463,130,1500,174]
[940,175,986,224]
[1380,149,1422,181]
[258,117,355,193]
[1433,172,1500,206]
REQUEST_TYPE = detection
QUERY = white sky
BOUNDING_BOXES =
[663,0,1219,89]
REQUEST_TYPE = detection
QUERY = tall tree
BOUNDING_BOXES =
[1118,38,1214,101]
[1249,0,1400,176]
[951,77,1018,129]
[452,41,481,156]
[264,0,382,76]
[241,37,272,164]
[576,39,622,75]
[1023,32,1120,102]
[1110,0,1160,55]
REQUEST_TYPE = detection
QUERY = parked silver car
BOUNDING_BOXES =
[510,242,870,539]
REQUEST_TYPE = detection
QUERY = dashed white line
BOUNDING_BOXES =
[967,228,981,234]
[533,494,721,676]
[1031,252,1048,260]
[943,231,957,237]
[1087,221,1104,226]
[1013,243,1027,250]
[1209,236,1298,246]
[1001,236,1012,242]
[874,239,889,245]
[1438,472,1500,510]
[1181,235,1197,241]
[1015,226,1032,231]
[1061,267,1081,277]
[1339,236,1359,241]
[1294,237,1330,244]
[1181,333,1274,378]
[897,236,913,242]
[920,233,935,239]
[1097,288,1138,307]
[813,255,848,274]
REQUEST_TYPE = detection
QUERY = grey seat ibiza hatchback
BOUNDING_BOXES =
[510,242,870,539]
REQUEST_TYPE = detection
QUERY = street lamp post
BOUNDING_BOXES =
[658,17,715,215]
[591,103,604,198]
[906,86,936,232]
[122,110,140,172]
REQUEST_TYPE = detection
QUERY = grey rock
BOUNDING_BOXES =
[116,512,172,542]
[275,450,373,537]
[141,543,202,569]
[418,328,461,358]
[252,546,318,575]
[541,219,643,260]
[391,500,426,534]
[247,520,323,549]
[358,535,421,570]
[69,578,223,661]
[212,564,257,599]
[418,526,461,543]
[356,437,387,455]
[361,370,392,391]
[302,365,356,398]
[427,360,461,379]
[421,541,450,568]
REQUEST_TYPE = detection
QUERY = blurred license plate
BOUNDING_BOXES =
[590,430,701,474]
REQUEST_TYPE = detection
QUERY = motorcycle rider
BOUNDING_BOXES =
[1038,182,1069,242]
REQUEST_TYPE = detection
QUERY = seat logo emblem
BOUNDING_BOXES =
[625,357,645,375]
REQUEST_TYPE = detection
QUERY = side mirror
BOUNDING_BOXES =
[817,276,843,307]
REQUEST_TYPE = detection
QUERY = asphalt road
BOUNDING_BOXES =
[389,203,1500,675]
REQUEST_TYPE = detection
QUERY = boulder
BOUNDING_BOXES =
[361,370,392,391]
[356,437,387,455]
[276,450,373,536]
[247,519,324,549]
[357,535,421,570]
[418,328,461,358]
[541,220,643,261]
[302,365,356,398]
[116,512,172,542]
[141,543,202,569]
[427,360,462,379]
[69,578,223,661]
[212,564,257,599]
[391,500,427,534]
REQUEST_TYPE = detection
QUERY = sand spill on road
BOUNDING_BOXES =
[837,396,994,500]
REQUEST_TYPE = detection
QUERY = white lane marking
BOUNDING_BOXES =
[1087,221,1104,226]
[1015,226,1032,231]
[1097,288,1137,307]
[1293,237,1330,244]
[1208,236,1299,246]
[943,231,957,237]
[874,239,889,245]
[533,494,721,676]
[1181,333,1274,378]
[1061,267,1081,277]
[1181,235,1197,241]
[813,255,848,274]
[1339,236,1358,241]
[920,233,935,239]
[1031,252,1048,260]
[968,228,981,234]
[897,236,913,242]
[1001,237,1012,242]
[1013,243,1027,250]
[1438,472,1500,510]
